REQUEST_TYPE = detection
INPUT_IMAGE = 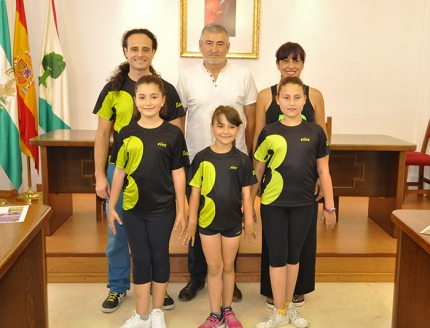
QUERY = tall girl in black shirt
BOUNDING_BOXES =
[252,77,335,328]
[109,75,189,328]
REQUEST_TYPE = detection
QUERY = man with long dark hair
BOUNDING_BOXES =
[93,28,184,314]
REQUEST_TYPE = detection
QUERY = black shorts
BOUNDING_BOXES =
[199,223,242,237]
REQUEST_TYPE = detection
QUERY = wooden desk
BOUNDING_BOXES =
[330,134,415,237]
[391,210,430,327]
[0,204,52,328]
[31,131,415,237]
[30,130,102,235]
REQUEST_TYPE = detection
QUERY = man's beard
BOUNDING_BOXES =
[203,55,224,65]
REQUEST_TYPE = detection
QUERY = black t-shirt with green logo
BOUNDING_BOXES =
[189,146,257,230]
[110,120,189,216]
[255,120,330,207]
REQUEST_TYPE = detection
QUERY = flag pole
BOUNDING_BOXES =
[16,156,42,203]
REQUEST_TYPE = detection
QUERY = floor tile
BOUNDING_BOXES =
[48,282,393,327]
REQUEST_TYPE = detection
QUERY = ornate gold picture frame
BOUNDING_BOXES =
[180,0,260,58]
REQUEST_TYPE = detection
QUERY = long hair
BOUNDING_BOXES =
[108,29,158,92]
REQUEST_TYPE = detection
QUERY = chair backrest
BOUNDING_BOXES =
[326,116,332,143]
[420,118,430,153]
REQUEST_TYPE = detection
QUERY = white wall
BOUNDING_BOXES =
[2,0,430,191]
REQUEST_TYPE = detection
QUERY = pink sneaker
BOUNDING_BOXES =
[199,314,224,328]
[223,309,243,328]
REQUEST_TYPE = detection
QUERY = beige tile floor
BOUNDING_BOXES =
[48,282,393,328]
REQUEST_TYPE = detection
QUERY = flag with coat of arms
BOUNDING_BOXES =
[38,0,70,132]
[13,0,39,171]
[0,0,22,189]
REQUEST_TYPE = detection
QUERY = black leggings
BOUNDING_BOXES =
[261,204,313,267]
[123,210,175,284]
[260,201,318,297]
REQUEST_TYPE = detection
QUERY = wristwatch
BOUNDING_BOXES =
[324,207,336,214]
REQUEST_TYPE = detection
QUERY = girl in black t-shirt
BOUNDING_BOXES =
[109,75,189,328]
[183,106,258,328]
[252,77,336,328]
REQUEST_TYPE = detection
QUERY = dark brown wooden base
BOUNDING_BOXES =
[392,226,430,327]
[45,193,73,236]
[0,205,51,328]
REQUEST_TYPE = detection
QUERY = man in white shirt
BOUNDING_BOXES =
[177,23,257,302]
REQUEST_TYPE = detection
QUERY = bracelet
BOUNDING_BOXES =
[324,207,336,214]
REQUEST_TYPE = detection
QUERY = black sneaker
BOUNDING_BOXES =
[163,292,175,310]
[292,294,305,307]
[101,291,126,313]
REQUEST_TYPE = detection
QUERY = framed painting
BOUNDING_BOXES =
[180,0,260,58]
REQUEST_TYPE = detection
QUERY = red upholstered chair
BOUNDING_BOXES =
[404,119,430,198]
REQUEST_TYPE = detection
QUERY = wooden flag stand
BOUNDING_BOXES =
[16,156,42,203]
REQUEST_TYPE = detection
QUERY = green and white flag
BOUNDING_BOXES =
[38,0,70,132]
[0,0,23,189]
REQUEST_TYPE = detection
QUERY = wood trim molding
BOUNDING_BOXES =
[0,189,18,198]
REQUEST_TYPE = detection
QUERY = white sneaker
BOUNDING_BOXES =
[255,308,289,328]
[119,310,151,328]
[151,308,167,328]
[287,303,309,328]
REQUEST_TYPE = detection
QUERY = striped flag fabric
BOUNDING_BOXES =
[13,0,39,171]
[38,0,70,132]
[0,0,22,189]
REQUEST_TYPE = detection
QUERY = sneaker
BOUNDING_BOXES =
[151,308,167,328]
[199,314,225,328]
[223,309,243,328]
[287,303,308,328]
[266,298,274,309]
[101,291,126,313]
[119,311,151,328]
[292,295,305,307]
[255,308,289,328]
[163,292,175,310]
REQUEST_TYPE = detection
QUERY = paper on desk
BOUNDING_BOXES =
[0,205,29,223]
[421,225,430,236]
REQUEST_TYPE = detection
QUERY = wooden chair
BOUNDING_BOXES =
[96,195,105,222]
[326,116,332,143]
[326,117,339,217]
[319,117,339,218]
[95,129,114,221]
[404,118,430,198]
